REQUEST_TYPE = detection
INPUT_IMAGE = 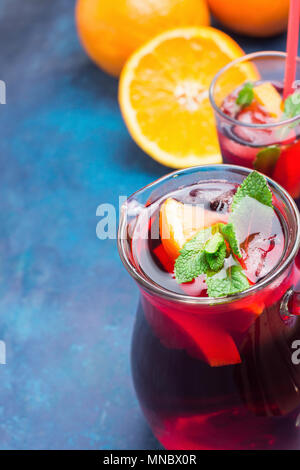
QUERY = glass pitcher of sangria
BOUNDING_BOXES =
[118,164,300,450]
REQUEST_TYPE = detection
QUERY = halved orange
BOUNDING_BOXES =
[119,27,255,168]
[160,198,228,260]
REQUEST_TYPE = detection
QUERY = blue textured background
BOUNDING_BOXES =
[0,0,290,450]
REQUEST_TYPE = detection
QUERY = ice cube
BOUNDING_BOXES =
[229,196,284,283]
[234,104,275,146]
[210,189,236,213]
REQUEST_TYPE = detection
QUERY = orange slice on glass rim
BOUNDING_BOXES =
[119,27,257,168]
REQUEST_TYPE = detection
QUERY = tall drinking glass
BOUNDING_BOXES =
[209,52,300,209]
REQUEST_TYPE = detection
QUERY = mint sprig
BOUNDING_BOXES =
[281,91,300,127]
[206,265,250,298]
[236,82,254,108]
[174,171,274,298]
[175,226,231,284]
[174,227,212,283]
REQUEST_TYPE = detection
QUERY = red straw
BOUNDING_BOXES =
[284,0,300,99]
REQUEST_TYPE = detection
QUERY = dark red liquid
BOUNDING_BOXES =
[218,81,300,208]
[132,291,300,450]
[130,180,300,450]
[131,180,285,295]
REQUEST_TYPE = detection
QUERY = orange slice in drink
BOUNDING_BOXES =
[119,27,256,169]
[160,197,228,260]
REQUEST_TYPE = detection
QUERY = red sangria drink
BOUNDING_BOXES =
[209,52,300,209]
[118,165,300,450]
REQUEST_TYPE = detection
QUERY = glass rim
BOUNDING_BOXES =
[117,164,300,305]
[209,51,300,129]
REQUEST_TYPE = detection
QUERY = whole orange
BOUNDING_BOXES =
[75,0,210,76]
[207,0,289,37]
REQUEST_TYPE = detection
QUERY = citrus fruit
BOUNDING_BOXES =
[207,0,289,38]
[159,197,228,260]
[119,27,254,168]
[75,0,210,77]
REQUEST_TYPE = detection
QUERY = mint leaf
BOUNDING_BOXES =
[282,91,300,127]
[204,232,224,254]
[254,146,281,175]
[204,233,226,271]
[174,227,227,283]
[236,82,254,107]
[179,226,212,253]
[232,171,273,210]
[220,223,241,258]
[206,265,250,298]
[175,251,208,284]
[174,227,212,283]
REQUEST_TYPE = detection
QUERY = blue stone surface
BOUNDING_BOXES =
[0,0,291,450]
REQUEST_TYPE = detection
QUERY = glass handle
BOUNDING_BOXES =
[280,288,300,323]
